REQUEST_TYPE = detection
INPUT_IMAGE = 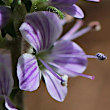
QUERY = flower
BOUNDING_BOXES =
[0,53,17,110]
[0,5,11,29]
[48,0,84,18]
[17,11,106,102]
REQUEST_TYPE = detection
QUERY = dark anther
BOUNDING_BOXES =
[96,52,107,60]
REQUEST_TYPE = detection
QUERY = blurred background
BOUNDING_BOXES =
[24,0,110,110]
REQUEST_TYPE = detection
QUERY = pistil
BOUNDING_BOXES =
[48,62,95,80]
[39,58,63,81]
[50,52,107,60]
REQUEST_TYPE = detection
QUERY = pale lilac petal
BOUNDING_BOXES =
[43,11,66,26]
[86,0,100,2]
[49,0,78,6]
[0,64,13,96]
[17,53,41,91]
[60,18,67,25]
[4,95,17,110]
[42,11,64,27]
[0,5,11,29]
[49,0,84,18]
[45,40,87,77]
[20,12,62,52]
[58,4,84,18]
[42,69,67,102]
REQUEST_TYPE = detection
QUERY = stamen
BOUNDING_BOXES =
[69,21,101,40]
[48,62,95,80]
[50,52,107,60]
[61,20,84,40]
[88,21,101,31]
[62,21,101,41]
[50,53,96,59]
[95,52,107,60]
[39,58,63,81]
[61,75,68,86]
[67,26,92,41]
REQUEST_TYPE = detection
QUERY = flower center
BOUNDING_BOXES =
[35,49,51,70]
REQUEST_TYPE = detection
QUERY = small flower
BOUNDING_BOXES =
[0,53,17,110]
[17,11,106,102]
[0,5,11,29]
[48,0,84,18]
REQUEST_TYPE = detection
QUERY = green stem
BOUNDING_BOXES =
[0,37,11,49]
[10,36,23,110]
[9,2,27,109]
[0,35,24,109]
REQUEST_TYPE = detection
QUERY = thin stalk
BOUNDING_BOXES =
[10,36,23,110]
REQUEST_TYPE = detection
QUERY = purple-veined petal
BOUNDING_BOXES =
[0,63,13,96]
[4,95,17,110]
[49,0,78,6]
[19,22,42,52]
[0,5,11,29]
[42,69,67,102]
[86,0,100,2]
[58,4,84,18]
[20,11,62,52]
[17,53,41,91]
[43,11,67,26]
[42,11,64,27]
[45,40,87,77]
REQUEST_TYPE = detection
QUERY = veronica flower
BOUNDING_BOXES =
[17,11,106,102]
[48,0,84,18]
[0,53,17,110]
[0,5,11,29]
